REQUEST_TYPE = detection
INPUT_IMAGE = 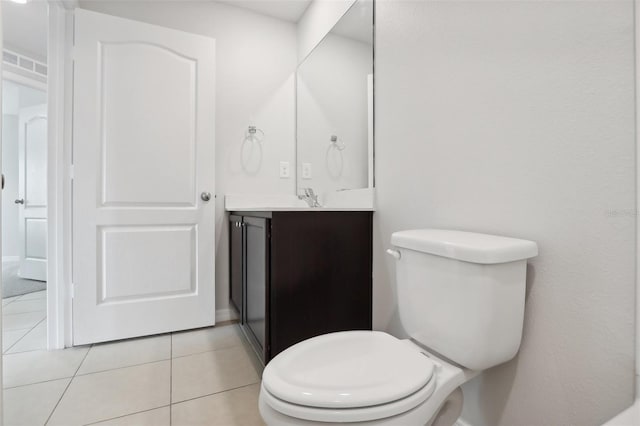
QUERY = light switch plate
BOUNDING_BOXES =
[279,161,290,178]
[302,163,312,179]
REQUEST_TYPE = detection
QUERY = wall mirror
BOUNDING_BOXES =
[296,0,374,200]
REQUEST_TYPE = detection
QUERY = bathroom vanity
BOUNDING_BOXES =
[229,210,372,364]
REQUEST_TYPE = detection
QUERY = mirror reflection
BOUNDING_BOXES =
[296,0,374,199]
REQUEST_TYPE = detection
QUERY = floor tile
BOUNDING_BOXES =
[17,290,46,301]
[171,383,264,426]
[3,311,46,331]
[3,346,89,388]
[90,407,170,426]
[7,321,46,354]
[3,298,46,315]
[172,325,243,358]
[48,360,170,426]
[172,345,260,403]
[2,378,70,426]
[2,296,20,306]
[2,329,31,353]
[77,334,171,375]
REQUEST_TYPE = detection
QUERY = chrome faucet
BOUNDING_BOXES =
[298,188,321,208]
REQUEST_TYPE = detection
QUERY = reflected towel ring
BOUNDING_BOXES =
[330,135,346,151]
[245,125,265,143]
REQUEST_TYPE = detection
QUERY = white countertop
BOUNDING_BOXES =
[225,189,375,212]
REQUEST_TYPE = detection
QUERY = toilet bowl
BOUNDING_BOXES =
[259,229,538,425]
[259,331,478,426]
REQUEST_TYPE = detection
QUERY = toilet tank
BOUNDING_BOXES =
[390,229,538,371]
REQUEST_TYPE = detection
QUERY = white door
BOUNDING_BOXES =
[18,104,47,282]
[73,9,216,345]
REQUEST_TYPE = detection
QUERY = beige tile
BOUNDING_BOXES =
[90,407,170,426]
[2,329,31,353]
[48,360,170,426]
[7,321,46,354]
[77,334,171,375]
[171,383,264,426]
[18,291,46,301]
[2,296,20,306]
[3,298,46,315]
[172,325,243,358]
[3,312,46,331]
[3,378,70,426]
[172,345,260,403]
[3,346,89,388]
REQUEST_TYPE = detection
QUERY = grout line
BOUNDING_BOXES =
[171,381,261,406]
[83,404,172,426]
[44,344,93,425]
[74,356,172,377]
[2,297,21,307]
[4,317,46,354]
[171,342,244,361]
[15,291,47,302]
[3,375,76,390]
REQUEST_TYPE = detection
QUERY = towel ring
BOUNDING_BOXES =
[330,135,346,151]
[245,125,265,143]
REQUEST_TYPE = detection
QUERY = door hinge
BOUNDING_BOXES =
[70,283,76,299]
[69,165,74,180]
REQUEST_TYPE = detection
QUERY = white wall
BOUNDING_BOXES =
[374,1,635,425]
[1,114,19,260]
[79,0,298,316]
[297,0,354,62]
[297,33,370,197]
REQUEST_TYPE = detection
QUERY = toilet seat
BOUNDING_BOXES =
[262,331,438,423]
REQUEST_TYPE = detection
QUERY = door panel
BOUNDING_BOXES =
[18,104,47,281]
[101,42,197,207]
[73,9,216,345]
[98,225,196,302]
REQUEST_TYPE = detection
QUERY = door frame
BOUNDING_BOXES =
[46,0,75,349]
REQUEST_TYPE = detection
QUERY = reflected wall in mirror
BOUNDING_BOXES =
[296,0,374,200]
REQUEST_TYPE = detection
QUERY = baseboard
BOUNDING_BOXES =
[215,308,239,323]
[2,256,19,264]
[455,418,474,426]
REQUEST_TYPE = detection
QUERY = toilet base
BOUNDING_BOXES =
[428,387,464,426]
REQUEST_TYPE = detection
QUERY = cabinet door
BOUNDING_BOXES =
[229,215,244,317]
[270,212,372,358]
[244,217,270,360]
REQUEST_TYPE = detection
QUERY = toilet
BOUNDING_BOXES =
[259,229,538,426]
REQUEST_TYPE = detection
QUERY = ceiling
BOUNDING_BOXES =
[2,0,49,60]
[216,0,312,23]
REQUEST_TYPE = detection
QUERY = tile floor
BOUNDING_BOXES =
[2,290,265,426]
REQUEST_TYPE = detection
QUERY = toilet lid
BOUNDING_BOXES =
[262,331,435,409]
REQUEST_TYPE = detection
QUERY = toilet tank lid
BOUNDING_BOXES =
[391,229,538,264]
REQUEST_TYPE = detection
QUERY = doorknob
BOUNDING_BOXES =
[201,192,212,202]
[14,199,24,205]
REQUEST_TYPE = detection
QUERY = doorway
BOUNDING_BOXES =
[2,0,49,355]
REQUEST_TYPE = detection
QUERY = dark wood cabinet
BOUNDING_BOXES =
[229,211,372,364]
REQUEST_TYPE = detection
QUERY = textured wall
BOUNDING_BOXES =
[374,1,636,425]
